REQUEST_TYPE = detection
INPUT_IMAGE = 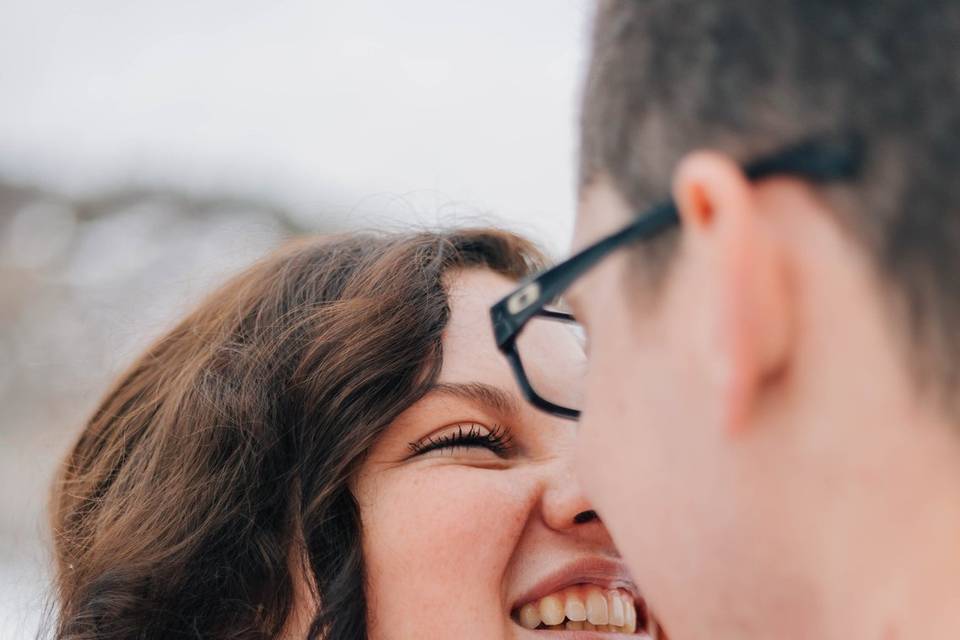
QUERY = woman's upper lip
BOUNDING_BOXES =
[510,556,640,611]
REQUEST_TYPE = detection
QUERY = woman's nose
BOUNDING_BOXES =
[539,452,609,535]
[574,509,600,524]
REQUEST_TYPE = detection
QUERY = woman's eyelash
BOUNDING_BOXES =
[408,423,513,457]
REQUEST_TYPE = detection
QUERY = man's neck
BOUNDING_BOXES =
[816,417,960,639]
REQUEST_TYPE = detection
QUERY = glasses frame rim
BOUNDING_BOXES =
[502,308,582,419]
[490,132,866,420]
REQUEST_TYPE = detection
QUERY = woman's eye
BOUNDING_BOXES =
[408,423,513,458]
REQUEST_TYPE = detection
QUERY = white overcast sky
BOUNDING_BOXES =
[0,0,591,253]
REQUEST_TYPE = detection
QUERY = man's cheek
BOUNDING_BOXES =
[577,326,634,500]
[574,413,606,501]
[575,403,623,514]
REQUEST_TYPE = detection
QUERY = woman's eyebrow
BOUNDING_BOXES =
[428,381,521,416]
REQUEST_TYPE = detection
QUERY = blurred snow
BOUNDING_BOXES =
[1,201,77,270]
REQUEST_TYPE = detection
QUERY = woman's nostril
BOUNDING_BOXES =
[573,510,599,524]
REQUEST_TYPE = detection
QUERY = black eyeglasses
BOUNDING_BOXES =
[490,133,865,420]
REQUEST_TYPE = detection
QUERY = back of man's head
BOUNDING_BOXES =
[580,0,960,409]
[571,3,960,638]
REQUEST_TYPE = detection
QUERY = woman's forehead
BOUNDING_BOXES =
[440,268,519,382]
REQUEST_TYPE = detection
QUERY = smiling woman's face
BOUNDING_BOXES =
[354,268,655,640]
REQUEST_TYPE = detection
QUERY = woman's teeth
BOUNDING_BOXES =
[516,585,638,633]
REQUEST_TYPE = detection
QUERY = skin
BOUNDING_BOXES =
[568,158,960,639]
[353,268,627,639]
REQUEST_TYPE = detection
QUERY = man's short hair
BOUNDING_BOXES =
[580,0,960,410]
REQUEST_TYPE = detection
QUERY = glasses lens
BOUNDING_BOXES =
[514,312,586,414]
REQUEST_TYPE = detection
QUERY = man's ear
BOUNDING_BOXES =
[672,150,793,435]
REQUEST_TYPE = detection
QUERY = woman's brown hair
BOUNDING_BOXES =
[49,228,546,640]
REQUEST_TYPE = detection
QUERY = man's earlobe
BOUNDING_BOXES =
[672,150,794,436]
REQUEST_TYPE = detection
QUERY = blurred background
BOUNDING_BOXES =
[0,1,588,636]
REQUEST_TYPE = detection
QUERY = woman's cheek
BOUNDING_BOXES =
[367,465,532,568]
[360,466,535,635]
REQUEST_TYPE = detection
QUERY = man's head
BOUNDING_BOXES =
[570,1,960,638]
